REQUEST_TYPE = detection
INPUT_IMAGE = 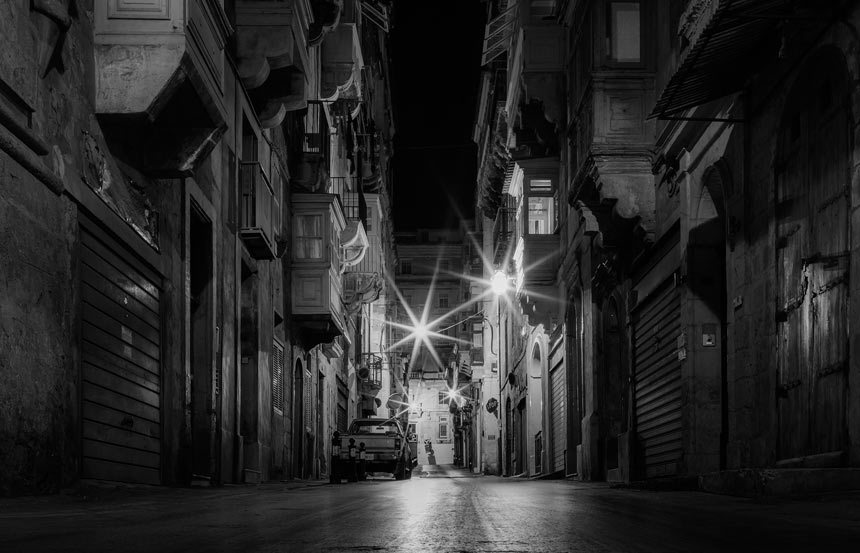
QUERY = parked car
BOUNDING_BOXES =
[338,417,414,480]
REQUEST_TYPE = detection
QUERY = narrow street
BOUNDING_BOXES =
[2,467,859,553]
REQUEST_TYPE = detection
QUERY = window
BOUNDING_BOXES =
[272,341,285,413]
[530,178,552,192]
[607,2,641,63]
[438,391,450,404]
[438,294,449,309]
[401,259,412,274]
[294,214,323,259]
[439,416,449,440]
[528,197,555,234]
[527,178,557,235]
[472,322,484,349]
[440,259,450,271]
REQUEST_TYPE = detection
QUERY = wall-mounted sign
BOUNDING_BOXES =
[485,397,499,413]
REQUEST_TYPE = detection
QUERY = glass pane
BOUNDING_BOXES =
[295,215,323,259]
[610,2,641,63]
[530,178,553,192]
[528,197,554,235]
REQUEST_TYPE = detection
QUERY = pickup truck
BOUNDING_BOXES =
[338,417,414,480]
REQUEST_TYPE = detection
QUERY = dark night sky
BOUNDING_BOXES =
[389,0,485,231]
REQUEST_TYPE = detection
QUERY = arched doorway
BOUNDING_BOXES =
[775,47,850,463]
[529,343,543,475]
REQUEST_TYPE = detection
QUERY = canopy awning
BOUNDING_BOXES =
[650,0,792,119]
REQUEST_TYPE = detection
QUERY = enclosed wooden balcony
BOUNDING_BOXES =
[291,193,347,347]
[320,15,363,102]
[94,0,230,175]
[236,0,313,127]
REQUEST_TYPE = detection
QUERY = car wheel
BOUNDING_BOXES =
[393,458,406,480]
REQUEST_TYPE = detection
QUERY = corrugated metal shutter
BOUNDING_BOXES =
[80,216,162,484]
[632,277,681,479]
[549,336,565,472]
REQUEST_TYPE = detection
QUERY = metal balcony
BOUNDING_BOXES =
[240,161,277,260]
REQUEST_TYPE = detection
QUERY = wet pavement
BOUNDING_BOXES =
[1,465,859,552]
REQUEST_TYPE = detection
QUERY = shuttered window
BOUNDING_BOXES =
[272,341,285,414]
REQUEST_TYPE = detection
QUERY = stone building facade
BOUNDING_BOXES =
[0,0,397,495]
[474,0,860,492]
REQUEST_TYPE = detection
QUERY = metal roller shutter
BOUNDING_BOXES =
[632,277,681,479]
[548,336,565,472]
[79,216,162,484]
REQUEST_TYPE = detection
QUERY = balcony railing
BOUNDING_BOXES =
[303,100,329,156]
[240,161,277,260]
[329,177,367,224]
[359,352,384,390]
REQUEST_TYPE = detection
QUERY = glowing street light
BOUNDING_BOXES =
[490,270,509,296]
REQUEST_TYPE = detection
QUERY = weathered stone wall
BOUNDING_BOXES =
[0,151,77,495]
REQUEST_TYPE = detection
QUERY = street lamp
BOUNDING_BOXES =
[490,270,509,296]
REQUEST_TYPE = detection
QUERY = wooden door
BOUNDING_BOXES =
[776,58,849,461]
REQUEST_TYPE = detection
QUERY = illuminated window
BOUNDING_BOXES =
[439,416,449,440]
[608,2,641,63]
[528,197,555,234]
[294,215,323,259]
[472,322,484,348]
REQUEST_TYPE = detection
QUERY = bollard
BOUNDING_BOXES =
[330,431,341,484]
[358,442,367,481]
[347,438,358,482]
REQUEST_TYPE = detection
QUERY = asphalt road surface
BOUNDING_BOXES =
[1,471,859,552]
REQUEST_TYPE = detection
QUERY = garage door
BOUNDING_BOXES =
[632,276,681,479]
[80,216,162,484]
